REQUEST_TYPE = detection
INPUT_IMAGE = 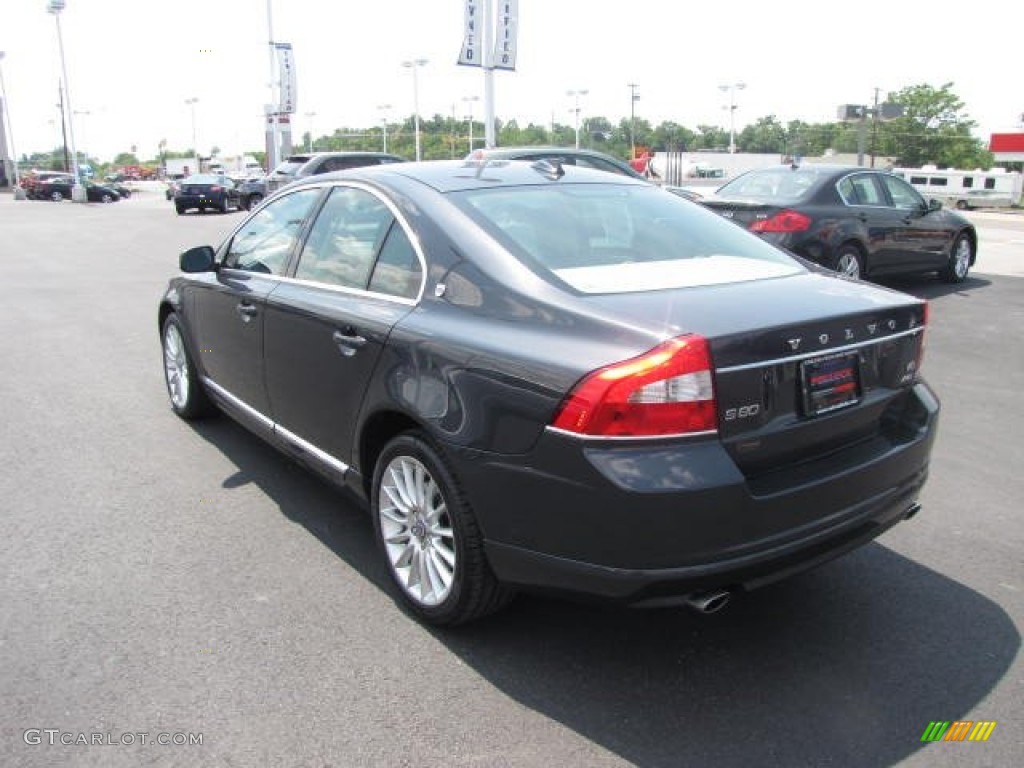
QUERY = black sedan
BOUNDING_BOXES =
[37,176,121,203]
[701,164,977,282]
[158,160,938,626]
[173,174,241,214]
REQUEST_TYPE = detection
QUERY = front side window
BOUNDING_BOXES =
[223,188,321,275]
[880,174,926,210]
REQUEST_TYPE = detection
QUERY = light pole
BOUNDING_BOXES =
[719,82,746,154]
[402,58,428,161]
[628,83,640,159]
[185,97,199,172]
[73,109,89,170]
[47,0,85,202]
[377,104,391,153]
[462,95,479,154]
[567,89,588,149]
[0,50,25,198]
[304,111,316,152]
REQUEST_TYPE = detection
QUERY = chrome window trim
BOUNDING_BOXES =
[202,377,351,476]
[272,274,419,306]
[716,327,924,374]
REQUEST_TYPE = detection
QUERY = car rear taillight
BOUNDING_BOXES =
[749,210,812,233]
[552,335,717,437]
[210,185,223,192]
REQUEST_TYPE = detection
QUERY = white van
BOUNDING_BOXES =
[892,167,1023,209]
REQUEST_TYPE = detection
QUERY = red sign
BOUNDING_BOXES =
[989,133,1024,152]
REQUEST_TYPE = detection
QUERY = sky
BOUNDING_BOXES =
[1,0,1020,165]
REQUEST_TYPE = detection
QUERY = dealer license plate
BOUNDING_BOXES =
[801,351,861,417]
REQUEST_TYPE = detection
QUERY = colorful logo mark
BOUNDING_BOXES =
[921,721,997,742]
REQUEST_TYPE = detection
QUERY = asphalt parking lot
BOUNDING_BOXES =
[0,188,1021,768]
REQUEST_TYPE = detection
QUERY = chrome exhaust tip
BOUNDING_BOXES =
[904,502,922,520]
[685,589,731,614]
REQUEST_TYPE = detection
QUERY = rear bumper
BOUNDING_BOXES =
[454,382,939,605]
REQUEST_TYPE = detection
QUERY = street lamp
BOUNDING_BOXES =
[719,82,746,154]
[376,104,392,153]
[402,58,428,161]
[47,0,85,202]
[628,83,640,160]
[304,111,316,152]
[462,95,479,154]
[567,89,588,149]
[185,97,199,171]
[0,50,25,199]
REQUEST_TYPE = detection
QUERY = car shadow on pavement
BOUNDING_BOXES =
[187,402,1018,768]
[875,273,991,301]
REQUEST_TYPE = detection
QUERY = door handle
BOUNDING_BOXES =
[333,329,367,357]
[235,302,258,321]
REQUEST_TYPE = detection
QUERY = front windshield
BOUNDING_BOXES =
[451,184,804,294]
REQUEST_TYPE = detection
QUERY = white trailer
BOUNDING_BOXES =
[892,166,1023,210]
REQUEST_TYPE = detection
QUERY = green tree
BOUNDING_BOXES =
[879,83,990,167]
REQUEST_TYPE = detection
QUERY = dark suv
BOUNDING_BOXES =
[237,151,409,209]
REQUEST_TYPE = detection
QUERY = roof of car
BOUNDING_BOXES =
[291,158,651,195]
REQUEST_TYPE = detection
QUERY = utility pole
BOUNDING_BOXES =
[57,83,69,172]
[628,83,640,160]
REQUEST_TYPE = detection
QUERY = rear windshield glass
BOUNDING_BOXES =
[716,168,824,202]
[272,160,307,177]
[450,184,803,294]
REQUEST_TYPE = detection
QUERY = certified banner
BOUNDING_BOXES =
[457,0,481,66]
[275,42,297,114]
[493,0,518,71]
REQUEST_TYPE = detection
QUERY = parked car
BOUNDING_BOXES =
[261,151,408,198]
[37,176,121,203]
[173,174,241,214]
[158,160,939,626]
[701,164,977,282]
[467,145,646,179]
[20,170,73,199]
[105,179,132,199]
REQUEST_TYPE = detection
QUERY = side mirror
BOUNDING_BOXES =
[180,245,217,273]
[927,198,943,213]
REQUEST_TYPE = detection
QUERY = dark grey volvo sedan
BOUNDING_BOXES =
[158,159,939,626]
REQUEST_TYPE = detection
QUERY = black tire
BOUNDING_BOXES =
[371,432,511,626]
[830,244,864,280]
[175,205,185,215]
[101,193,114,204]
[220,197,230,214]
[161,313,212,420]
[247,193,263,210]
[50,190,64,202]
[941,233,973,283]
[955,200,969,211]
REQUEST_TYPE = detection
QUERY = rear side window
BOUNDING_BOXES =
[292,186,422,300]
[839,174,884,205]
[294,187,393,288]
